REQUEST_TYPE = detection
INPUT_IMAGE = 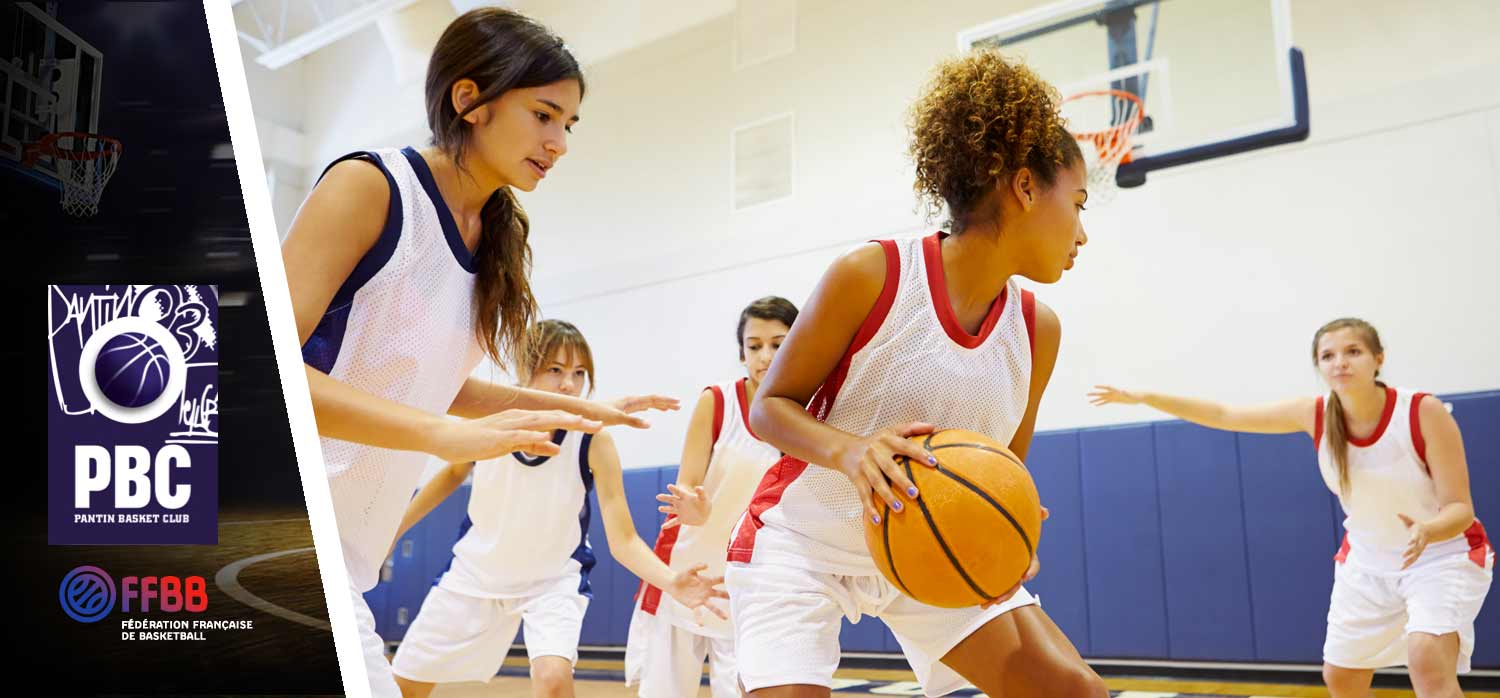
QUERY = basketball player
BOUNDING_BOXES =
[1091,318,1491,698]
[279,10,677,697]
[725,51,1106,697]
[625,296,800,697]
[388,321,726,698]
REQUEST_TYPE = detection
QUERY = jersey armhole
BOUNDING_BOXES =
[1410,392,1432,473]
[1314,396,1325,450]
[317,152,402,307]
[804,240,900,423]
[708,385,725,450]
[847,239,901,355]
[578,433,595,492]
[1021,289,1037,356]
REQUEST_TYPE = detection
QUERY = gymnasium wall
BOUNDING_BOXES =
[255,0,1500,668]
[258,1,1500,468]
[512,0,1500,467]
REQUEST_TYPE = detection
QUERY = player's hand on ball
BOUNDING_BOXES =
[430,410,602,462]
[1088,385,1143,406]
[658,483,710,529]
[667,563,729,621]
[837,422,938,526]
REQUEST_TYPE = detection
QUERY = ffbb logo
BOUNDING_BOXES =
[59,566,208,623]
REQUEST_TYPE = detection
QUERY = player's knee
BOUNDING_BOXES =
[1322,664,1364,693]
[1061,664,1108,698]
[1406,635,1459,695]
[530,660,573,697]
[1321,664,1344,690]
[394,676,435,698]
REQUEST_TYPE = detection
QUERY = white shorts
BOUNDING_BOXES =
[1324,554,1492,673]
[352,581,401,698]
[391,576,589,684]
[726,561,1038,697]
[625,603,738,698]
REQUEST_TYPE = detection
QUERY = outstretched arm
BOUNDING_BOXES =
[1089,386,1316,437]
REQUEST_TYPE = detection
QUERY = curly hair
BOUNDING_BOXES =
[908,49,1082,233]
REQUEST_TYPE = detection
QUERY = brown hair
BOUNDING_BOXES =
[518,320,595,396]
[736,296,799,360]
[425,8,584,366]
[908,49,1084,234]
[1312,318,1386,495]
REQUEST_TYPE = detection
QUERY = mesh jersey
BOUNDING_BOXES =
[729,233,1037,575]
[1316,387,1491,573]
[440,430,597,599]
[303,146,484,592]
[639,378,783,636]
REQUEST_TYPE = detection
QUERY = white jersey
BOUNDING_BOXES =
[303,146,485,592]
[639,378,783,637]
[1316,387,1492,573]
[729,233,1037,575]
[438,430,596,599]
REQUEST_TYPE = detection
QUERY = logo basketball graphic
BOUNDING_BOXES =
[76,316,189,424]
[95,332,172,408]
[59,566,116,623]
[47,285,219,545]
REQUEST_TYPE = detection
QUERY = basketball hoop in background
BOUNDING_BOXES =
[1060,89,1143,202]
[23,132,122,217]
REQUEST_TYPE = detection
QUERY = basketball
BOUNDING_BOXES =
[95,330,171,408]
[864,429,1043,608]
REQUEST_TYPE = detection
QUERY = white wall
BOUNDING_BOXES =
[522,0,1500,467]
[245,0,1500,468]
[239,34,310,236]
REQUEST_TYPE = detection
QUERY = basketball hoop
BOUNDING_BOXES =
[1060,89,1143,201]
[23,131,122,217]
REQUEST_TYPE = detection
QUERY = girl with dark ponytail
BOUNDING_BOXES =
[1092,319,1490,697]
[279,9,678,696]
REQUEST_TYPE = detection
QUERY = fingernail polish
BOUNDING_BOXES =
[892,500,903,511]
[872,514,881,525]
[927,455,937,465]
[907,486,919,497]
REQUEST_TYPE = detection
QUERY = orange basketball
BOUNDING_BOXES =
[864,429,1042,608]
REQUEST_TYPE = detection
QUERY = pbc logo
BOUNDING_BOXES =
[59,566,208,623]
[47,286,218,545]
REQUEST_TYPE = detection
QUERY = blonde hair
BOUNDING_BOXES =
[517,320,594,396]
[1312,317,1385,495]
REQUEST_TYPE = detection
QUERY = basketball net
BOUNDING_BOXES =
[24,132,122,217]
[1060,89,1143,203]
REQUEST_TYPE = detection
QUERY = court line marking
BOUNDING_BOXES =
[221,517,310,526]
[215,546,330,631]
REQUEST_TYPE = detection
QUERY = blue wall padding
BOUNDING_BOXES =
[1236,431,1337,661]
[1025,430,1091,655]
[1079,425,1170,657]
[1153,423,1256,659]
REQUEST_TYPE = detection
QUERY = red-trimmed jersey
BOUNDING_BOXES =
[728,233,1037,575]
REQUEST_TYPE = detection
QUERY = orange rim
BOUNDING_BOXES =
[1062,89,1143,165]
[23,131,123,165]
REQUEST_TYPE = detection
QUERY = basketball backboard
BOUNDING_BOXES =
[958,0,1309,188]
[1,1,103,191]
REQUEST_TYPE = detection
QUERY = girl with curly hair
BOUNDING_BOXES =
[723,50,1100,697]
